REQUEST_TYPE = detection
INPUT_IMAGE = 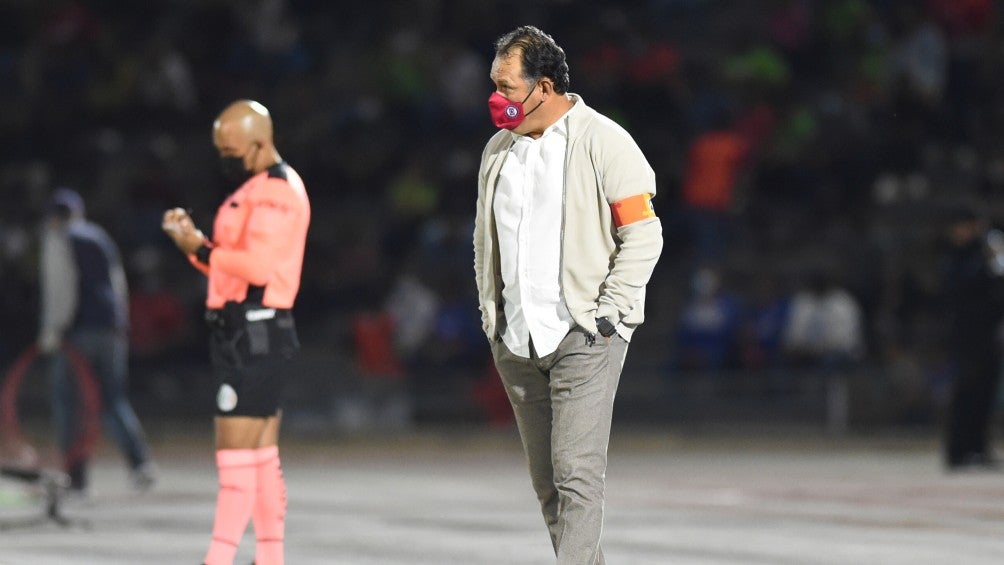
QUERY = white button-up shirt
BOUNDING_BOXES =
[493,103,578,358]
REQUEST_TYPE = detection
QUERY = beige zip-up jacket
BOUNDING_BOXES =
[474,94,663,341]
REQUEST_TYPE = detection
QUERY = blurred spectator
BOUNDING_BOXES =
[437,39,490,132]
[679,112,751,264]
[782,267,865,369]
[127,247,190,359]
[384,267,440,365]
[136,36,198,116]
[889,4,948,115]
[737,272,792,372]
[938,205,1004,471]
[346,309,411,431]
[781,266,864,434]
[37,187,156,494]
[672,267,743,373]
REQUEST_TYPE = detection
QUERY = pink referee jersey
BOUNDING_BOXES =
[189,163,310,309]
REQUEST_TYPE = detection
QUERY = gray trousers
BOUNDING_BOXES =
[50,329,150,480]
[491,327,628,565]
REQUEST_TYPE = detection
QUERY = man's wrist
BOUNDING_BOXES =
[595,316,616,338]
[195,243,212,264]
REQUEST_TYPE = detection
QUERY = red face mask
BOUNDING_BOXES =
[488,83,542,130]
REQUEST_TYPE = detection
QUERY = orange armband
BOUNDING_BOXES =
[611,193,656,227]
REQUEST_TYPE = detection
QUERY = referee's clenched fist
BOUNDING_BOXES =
[161,207,205,254]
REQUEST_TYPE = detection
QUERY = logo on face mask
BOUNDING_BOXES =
[488,83,543,130]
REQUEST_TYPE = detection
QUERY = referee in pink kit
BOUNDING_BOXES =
[163,99,310,565]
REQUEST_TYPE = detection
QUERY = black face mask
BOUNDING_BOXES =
[220,155,252,185]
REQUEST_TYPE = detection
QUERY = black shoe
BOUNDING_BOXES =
[974,453,1001,469]
[947,452,1002,472]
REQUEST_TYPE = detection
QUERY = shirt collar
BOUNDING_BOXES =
[508,95,579,142]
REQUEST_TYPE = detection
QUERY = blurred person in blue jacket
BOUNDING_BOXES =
[37,187,156,494]
[673,266,743,373]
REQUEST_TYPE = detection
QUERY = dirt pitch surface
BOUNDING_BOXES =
[1,426,1003,564]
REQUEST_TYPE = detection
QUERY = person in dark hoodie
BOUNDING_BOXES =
[37,187,156,494]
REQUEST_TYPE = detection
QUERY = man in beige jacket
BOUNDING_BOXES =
[474,26,663,564]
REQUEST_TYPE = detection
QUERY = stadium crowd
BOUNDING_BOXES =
[0,0,1001,428]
